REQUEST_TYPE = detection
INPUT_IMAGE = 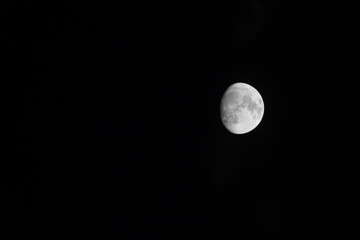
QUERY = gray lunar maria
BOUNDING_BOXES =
[220,82,264,134]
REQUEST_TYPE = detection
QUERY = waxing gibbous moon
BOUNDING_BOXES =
[221,82,264,134]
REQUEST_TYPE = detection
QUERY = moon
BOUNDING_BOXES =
[220,82,264,134]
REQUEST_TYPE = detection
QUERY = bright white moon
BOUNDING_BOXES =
[220,82,264,134]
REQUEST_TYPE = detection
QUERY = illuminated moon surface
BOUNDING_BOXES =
[220,82,264,134]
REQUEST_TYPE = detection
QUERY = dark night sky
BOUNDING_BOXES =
[6,1,354,239]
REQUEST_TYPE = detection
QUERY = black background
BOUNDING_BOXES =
[6,0,354,239]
